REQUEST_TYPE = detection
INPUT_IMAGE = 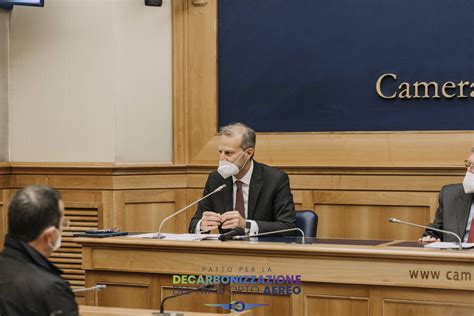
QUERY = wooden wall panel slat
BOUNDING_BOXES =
[316,205,429,239]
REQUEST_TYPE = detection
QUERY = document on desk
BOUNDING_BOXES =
[424,242,474,249]
[126,233,221,241]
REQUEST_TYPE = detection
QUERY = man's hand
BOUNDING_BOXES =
[201,211,221,232]
[419,235,441,243]
[220,211,246,230]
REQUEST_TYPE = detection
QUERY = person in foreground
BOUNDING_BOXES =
[0,184,78,316]
[421,148,474,243]
[189,123,296,236]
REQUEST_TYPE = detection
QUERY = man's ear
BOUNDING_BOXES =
[40,226,56,244]
[245,148,255,160]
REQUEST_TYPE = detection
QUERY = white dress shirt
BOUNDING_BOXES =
[463,201,474,242]
[196,160,259,235]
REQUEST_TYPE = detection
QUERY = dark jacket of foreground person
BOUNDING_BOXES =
[0,236,78,316]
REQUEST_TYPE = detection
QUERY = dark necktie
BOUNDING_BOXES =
[235,180,245,218]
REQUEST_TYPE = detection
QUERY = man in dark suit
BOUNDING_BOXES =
[189,123,296,236]
[0,185,78,316]
[421,149,474,243]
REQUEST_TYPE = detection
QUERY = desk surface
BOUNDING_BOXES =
[79,305,251,316]
[76,236,474,263]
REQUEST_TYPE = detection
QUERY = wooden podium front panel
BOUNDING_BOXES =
[383,300,473,316]
[85,272,156,309]
[86,272,226,314]
[98,283,150,309]
[376,287,474,316]
[78,238,474,316]
[303,284,370,316]
[231,284,292,316]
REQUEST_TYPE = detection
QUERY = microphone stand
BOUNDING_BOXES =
[388,218,463,251]
[159,284,214,315]
[72,284,106,293]
[154,184,226,238]
[234,227,306,244]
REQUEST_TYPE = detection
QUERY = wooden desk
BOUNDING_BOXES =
[79,305,251,315]
[76,237,474,316]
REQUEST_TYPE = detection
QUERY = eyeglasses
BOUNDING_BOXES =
[464,160,473,168]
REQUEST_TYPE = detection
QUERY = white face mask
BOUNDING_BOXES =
[463,171,474,194]
[217,150,249,179]
[48,228,62,252]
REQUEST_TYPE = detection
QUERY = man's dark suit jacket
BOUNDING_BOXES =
[425,183,472,242]
[189,160,296,235]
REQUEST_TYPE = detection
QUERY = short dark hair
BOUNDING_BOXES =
[8,185,62,242]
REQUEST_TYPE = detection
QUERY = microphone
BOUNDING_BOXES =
[72,284,106,293]
[387,218,463,251]
[159,284,214,315]
[232,227,306,244]
[154,184,226,238]
[218,227,245,241]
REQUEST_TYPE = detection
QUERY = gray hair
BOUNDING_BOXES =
[220,123,256,150]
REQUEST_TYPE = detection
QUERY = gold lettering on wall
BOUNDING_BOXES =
[413,82,440,99]
[441,81,456,98]
[375,73,397,99]
[376,73,473,100]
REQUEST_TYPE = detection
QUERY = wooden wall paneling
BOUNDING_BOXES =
[9,174,112,190]
[292,190,303,210]
[0,176,8,189]
[172,189,188,233]
[119,190,181,233]
[0,189,8,249]
[172,0,188,165]
[186,173,211,189]
[59,190,104,205]
[50,201,101,293]
[189,133,474,168]
[293,190,314,211]
[113,191,125,231]
[112,174,187,191]
[313,191,438,240]
[185,188,205,232]
[102,190,114,229]
[0,163,9,246]
[290,173,464,192]
[428,192,441,220]
[0,163,9,189]
[185,0,218,164]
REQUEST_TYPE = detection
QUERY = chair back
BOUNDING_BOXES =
[295,210,318,238]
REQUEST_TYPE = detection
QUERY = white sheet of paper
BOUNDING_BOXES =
[424,242,474,249]
[126,233,220,241]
